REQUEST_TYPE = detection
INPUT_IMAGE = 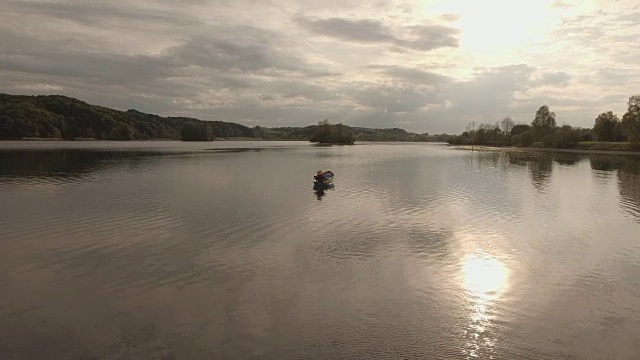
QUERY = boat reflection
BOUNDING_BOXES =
[460,252,508,358]
[313,182,335,200]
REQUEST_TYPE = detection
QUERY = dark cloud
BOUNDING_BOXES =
[163,28,338,78]
[262,80,338,102]
[169,35,303,74]
[0,18,332,90]
[0,27,177,85]
[295,15,459,51]
[403,25,460,51]
[295,16,395,43]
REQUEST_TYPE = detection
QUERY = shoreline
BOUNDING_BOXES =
[453,145,640,156]
[3,137,297,142]
[2,137,443,143]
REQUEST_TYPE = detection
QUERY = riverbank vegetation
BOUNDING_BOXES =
[447,95,640,150]
[0,94,445,142]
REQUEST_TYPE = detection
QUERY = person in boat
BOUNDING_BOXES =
[314,170,325,183]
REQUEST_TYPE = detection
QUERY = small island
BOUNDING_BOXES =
[309,119,355,145]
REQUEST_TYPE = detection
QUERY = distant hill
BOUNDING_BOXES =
[0,94,252,141]
[0,94,448,141]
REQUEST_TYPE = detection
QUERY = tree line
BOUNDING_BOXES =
[0,94,443,142]
[0,94,254,141]
[448,95,640,148]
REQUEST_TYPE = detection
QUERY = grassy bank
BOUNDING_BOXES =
[574,142,639,151]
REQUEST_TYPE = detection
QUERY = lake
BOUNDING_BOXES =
[1,141,639,359]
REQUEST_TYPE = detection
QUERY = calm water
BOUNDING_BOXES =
[1,141,639,359]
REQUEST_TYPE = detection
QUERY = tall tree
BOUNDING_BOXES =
[500,116,515,134]
[593,111,620,142]
[622,95,640,144]
[532,105,556,140]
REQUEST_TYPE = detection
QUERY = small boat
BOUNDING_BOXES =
[313,170,335,191]
[313,170,334,184]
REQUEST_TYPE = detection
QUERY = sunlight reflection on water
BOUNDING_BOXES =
[461,252,508,358]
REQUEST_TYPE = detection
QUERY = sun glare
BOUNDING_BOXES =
[426,0,564,60]
[462,253,508,299]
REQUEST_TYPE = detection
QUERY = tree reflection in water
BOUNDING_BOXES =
[616,158,640,221]
[504,151,640,217]
[528,154,553,190]
[589,155,640,222]
[0,149,160,181]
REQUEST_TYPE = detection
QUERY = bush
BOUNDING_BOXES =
[107,122,136,140]
[447,135,470,145]
[542,134,555,147]
[513,131,534,146]
[553,128,580,148]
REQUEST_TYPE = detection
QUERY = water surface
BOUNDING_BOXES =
[1,141,639,359]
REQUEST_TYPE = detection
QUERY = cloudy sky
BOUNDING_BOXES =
[1,0,638,133]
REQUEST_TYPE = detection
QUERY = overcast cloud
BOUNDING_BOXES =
[1,0,638,133]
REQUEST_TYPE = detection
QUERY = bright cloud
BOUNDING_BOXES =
[0,0,638,133]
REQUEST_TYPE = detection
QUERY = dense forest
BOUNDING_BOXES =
[0,94,444,142]
[447,95,640,149]
[0,94,254,141]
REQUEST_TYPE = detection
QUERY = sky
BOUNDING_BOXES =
[1,0,638,133]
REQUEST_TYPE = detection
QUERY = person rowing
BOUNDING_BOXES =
[314,170,325,183]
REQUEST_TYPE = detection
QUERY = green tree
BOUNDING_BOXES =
[532,105,557,140]
[552,126,580,148]
[510,124,531,136]
[333,123,356,144]
[593,111,620,142]
[621,95,640,144]
[309,119,332,143]
[180,122,214,141]
[107,122,135,140]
